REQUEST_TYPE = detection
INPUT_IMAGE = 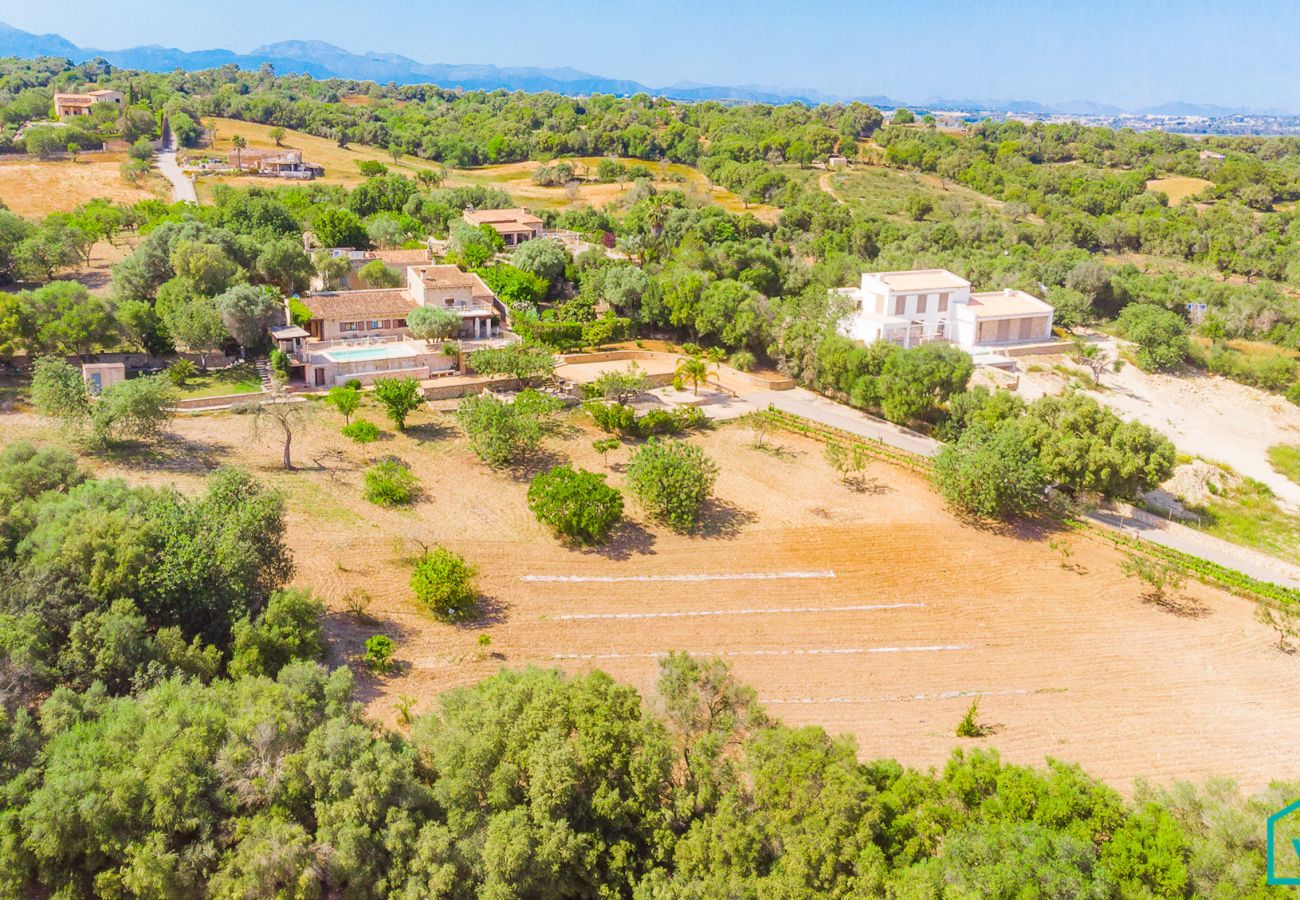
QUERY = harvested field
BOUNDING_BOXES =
[1146,175,1213,203]
[0,154,163,216]
[2,402,1297,794]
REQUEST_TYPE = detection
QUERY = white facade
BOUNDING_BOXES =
[838,269,1054,352]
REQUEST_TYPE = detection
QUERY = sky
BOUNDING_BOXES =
[3,0,1299,111]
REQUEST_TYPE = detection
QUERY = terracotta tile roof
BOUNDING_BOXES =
[302,290,416,320]
[412,265,496,300]
[368,249,431,266]
[463,207,544,231]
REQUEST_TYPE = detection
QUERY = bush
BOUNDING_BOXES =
[585,401,707,438]
[342,419,380,443]
[167,359,198,386]
[626,439,718,532]
[228,589,326,679]
[729,349,757,372]
[1116,304,1188,372]
[364,459,419,506]
[932,423,1046,520]
[456,389,562,466]
[527,465,624,544]
[269,348,290,380]
[410,546,479,622]
[364,634,395,673]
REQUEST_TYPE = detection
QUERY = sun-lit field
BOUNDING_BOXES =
[193,118,777,218]
[193,117,437,197]
[446,156,776,220]
[3,398,1296,793]
[0,153,164,216]
[823,163,1018,220]
[1146,175,1214,203]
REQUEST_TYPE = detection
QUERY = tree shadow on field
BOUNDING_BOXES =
[1140,590,1210,619]
[405,418,456,444]
[505,447,571,483]
[695,498,757,539]
[95,433,230,475]
[322,608,422,706]
[584,520,658,561]
[457,592,511,628]
[844,474,891,496]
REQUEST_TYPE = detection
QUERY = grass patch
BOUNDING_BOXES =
[1191,478,1300,565]
[1268,444,1300,487]
[173,364,263,399]
[1145,175,1213,204]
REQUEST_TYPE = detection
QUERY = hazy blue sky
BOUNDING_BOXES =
[4,0,1299,109]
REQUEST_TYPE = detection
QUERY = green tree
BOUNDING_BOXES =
[90,375,177,446]
[373,376,423,431]
[588,363,649,404]
[675,357,714,395]
[527,465,624,544]
[410,546,479,621]
[30,356,91,430]
[326,384,361,424]
[877,343,973,424]
[228,588,325,678]
[510,238,569,289]
[359,258,403,288]
[467,344,555,385]
[1116,304,1188,372]
[406,305,462,343]
[626,439,718,532]
[365,634,396,673]
[162,296,228,369]
[456,389,562,466]
[932,423,1046,519]
[312,207,368,249]
[216,283,280,353]
[17,281,118,359]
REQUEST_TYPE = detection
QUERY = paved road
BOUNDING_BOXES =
[747,387,1300,590]
[156,135,197,204]
[746,387,941,457]
[1089,509,1300,591]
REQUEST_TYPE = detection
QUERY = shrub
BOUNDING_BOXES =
[728,349,757,372]
[167,359,198,386]
[586,400,638,434]
[364,634,396,673]
[342,419,380,443]
[1116,304,1188,372]
[410,546,479,622]
[364,459,419,506]
[932,423,1046,520]
[345,378,363,391]
[956,699,987,737]
[269,348,290,380]
[228,589,326,679]
[456,389,562,466]
[527,466,624,544]
[626,439,718,532]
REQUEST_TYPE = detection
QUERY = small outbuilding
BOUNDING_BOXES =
[81,361,126,394]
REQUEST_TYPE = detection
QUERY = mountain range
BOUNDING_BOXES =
[0,21,1278,117]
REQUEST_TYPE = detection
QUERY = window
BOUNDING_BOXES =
[893,296,906,316]
[444,298,455,307]
[370,320,381,330]
[394,318,406,328]
[938,293,949,312]
[916,295,929,315]
[340,321,360,332]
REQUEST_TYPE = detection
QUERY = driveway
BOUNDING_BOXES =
[156,135,197,204]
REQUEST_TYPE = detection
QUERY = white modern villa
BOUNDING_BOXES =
[837,269,1055,354]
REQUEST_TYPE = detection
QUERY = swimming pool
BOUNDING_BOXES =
[324,344,416,363]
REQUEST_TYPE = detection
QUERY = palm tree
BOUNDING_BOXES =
[231,134,247,171]
[675,357,714,396]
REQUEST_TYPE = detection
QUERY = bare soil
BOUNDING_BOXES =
[0,154,163,216]
[4,403,1297,793]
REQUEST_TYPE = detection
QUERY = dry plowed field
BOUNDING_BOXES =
[5,404,1296,793]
